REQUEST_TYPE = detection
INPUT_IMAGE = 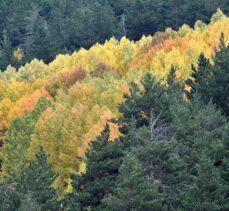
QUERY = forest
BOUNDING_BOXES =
[0,0,228,70]
[0,1,229,211]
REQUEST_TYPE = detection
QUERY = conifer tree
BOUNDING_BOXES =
[180,155,225,210]
[117,73,169,134]
[0,183,21,211]
[18,193,42,211]
[16,146,58,211]
[102,153,164,211]
[0,146,58,211]
[185,52,212,100]
[0,30,13,70]
[186,34,229,117]
[65,124,124,210]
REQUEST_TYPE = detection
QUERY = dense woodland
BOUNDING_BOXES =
[0,1,229,211]
[0,0,228,69]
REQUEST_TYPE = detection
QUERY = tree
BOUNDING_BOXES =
[24,6,54,63]
[16,146,58,211]
[168,93,229,208]
[0,146,58,211]
[113,72,228,209]
[18,193,42,211]
[66,0,120,50]
[64,124,124,210]
[102,153,165,211]
[133,137,186,209]
[125,0,161,40]
[0,30,13,70]
[0,183,21,211]
[1,97,52,179]
[117,73,169,135]
[186,34,229,117]
[180,155,226,210]
[185,52,212,100]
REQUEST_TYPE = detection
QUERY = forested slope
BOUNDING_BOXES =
[0,10,229,210]
[0,0,228,69]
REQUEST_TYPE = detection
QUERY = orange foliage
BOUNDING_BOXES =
[45,66,87,97]
[20,90,52,115]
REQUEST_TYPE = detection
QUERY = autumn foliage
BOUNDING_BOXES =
[45,66,87,97]
[0,11,229,189]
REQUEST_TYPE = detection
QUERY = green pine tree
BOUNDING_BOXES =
[17,146,58,211]
[117,73,169,135]
[180,155,225,210]
[186,34,229,117]
[0,30,13,70]
[102,153,165,211]
[64,124,124,211]
[0,183,21,211]
[18,192,42,211]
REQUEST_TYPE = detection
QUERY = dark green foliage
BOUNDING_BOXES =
[0,30,13,70]
[64,124,124,211]
[0,0,228,70]
[102,153,165,211]
[180,155,226,210]
[0,183,21,211]
[170,94,227,156]
[104,71,229,210]
[167,65,184,93]
[18,193,42,211]
[119,127,186,209]
[67,1,120,50]
[210,34,229,116]
[24,7,55,63]
[124,0,161,40]
[117,73,169,134]
[0,147,58,211]
[169,94,228,209]
[186,52,212,100]
[186,34,229,117]
[16,146,58,211]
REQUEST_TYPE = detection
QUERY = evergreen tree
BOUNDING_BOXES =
[180,155,225,210]
[0,30,13,70]
[117,73,169,134]
[108,73,185,209]
[210,34,229,116]
[0,183,21,211]
[169,93,229,208]
[125,0,161,40]
[102,153,165,211]
[111,72,229,210]
[186,34,229,117]
[222,136,229,209]
[64,124,124,210]
[185,52,212,100]
[170,93,227,166]
[67,0,120,50]
[18,193,42,211]
[24,7,54,63]
[16,146,58,211]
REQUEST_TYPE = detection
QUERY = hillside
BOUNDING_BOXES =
[0,0,228,70]
[0,10,229,210]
